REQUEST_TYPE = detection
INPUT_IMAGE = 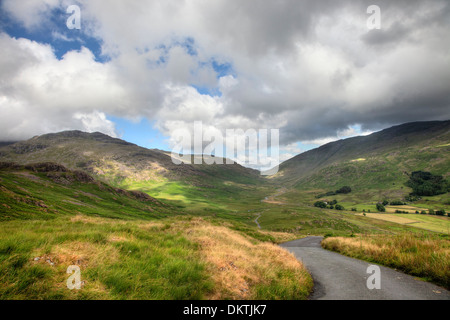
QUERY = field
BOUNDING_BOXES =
[360,213,450,234]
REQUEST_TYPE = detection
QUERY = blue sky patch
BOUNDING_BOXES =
[0,5,106,62]
[110,116,170,151]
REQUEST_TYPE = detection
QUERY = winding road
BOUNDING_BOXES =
[281,236,450,300]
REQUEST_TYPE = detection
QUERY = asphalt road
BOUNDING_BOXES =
[280,236,450,300]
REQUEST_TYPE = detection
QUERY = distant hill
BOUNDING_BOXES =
[0,141,18,148]
[1,121,448,204]
[0,131,263,206]
[270,121,450,193]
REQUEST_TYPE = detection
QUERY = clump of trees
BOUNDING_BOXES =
[407,171,450,196]
[336,186,352,194]
[391,208,448,216]
[390,200,407,206]
[316,186,352,198]
[405,195,421,202]
[314,200,345,211]
[314,201,327,208]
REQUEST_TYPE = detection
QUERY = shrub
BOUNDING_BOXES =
[336,186,352,194]
[405,195,421,202]
[335,204,345,211]
[390,200,406,206]
[314,201,327,209]
[436,210,446,216]
[376,203,386,212]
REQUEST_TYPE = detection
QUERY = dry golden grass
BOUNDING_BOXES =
[28,241,117,299]
[385,206,429,213]
[362,213,418,224]
[323,234,450,289]
[138,221,166,230]
[35,241,120,269]
[1,215,312,300]
[258,230,299,244]
[70,215,107,224]
[178,218,313,300]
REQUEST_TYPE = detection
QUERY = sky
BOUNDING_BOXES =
[0,0,449,168]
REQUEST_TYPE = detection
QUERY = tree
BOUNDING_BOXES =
[314,201,327,208]
[336,186,352,194]
[335,204,345,211]
[390,200,406,205]
[376,203,386,212]
[436,210,446,216]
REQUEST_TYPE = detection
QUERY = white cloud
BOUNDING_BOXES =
[0,33,126,140]
[73,111,117,137]
[1,0,62,29]
[1,0,449,153]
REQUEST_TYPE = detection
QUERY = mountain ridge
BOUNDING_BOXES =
[0,120,449,203]
[271,120,450,187]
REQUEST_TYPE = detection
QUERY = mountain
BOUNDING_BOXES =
[1,121,448,206]
[0,130,263,208]
[271,121,450,192]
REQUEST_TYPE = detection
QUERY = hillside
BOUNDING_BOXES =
[0,131,263,210]
[271,121,450,194]
[0,162,170,221]
[0,162,312,300]
[0,121,448,231]
[0,123,448,300]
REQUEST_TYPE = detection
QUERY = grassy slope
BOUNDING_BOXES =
[0,131,265,215]
[0,165,312,300]
[0,164,172,221]
[271,121,450,209]
[0,216,313,300]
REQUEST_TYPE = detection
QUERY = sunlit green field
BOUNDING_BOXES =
[361,213,450,234]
